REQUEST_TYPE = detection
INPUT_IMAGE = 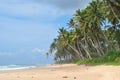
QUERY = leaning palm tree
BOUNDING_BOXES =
[47,0,120,63]
[103,0,120,49]
[103,0,120,22]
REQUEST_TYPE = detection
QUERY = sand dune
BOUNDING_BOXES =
[0,64,120,80]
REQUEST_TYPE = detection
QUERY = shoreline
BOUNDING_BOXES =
[0,64,120,80]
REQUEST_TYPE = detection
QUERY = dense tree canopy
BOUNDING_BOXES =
[47,0,120,63]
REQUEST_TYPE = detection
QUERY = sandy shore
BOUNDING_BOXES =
[0,64,120,80]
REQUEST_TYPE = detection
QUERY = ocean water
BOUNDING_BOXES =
[0,64,45,71]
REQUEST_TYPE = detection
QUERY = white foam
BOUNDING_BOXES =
[0,65,36,71]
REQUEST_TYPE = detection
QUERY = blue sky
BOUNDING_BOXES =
[0,0,91,65]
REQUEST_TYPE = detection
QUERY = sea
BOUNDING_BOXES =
[0,64,46,71]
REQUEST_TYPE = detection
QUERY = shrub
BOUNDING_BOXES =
[74,49,120,65]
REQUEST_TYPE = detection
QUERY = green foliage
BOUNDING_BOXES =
[47,0,120,64]
[75,50,120,65]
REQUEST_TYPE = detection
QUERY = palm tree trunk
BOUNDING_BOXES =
[89,39,102,56]
[64,47,75,60]
[108,2,120,22]
[84,30,92,59]
[68,44,81,59]
[76,38,85,59]
[79,41,92,59]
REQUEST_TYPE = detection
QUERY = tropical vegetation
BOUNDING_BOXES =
[47,0,120,64]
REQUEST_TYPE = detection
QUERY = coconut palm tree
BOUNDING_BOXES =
[73,0,109,56]
[47,0,120,63]
[104,0,120,22]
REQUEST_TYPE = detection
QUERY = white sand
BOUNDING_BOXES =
[0,64,120,80]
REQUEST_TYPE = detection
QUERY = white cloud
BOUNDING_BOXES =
[33,48,43,53]
[37,0,92,11]
[0,52,13,56]
[0,49,28,56]
[32,48,46,54]
[0,0,64,18]
[34,0,92,15]
[0,0,92,18]
[0,0,92,62]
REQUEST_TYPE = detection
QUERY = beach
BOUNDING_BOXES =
[0,64,120,80]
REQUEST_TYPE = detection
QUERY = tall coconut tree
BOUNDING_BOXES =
[103,0,120,49]
[104,0,120,22]
[73,0,108,56]
[47,0,120,63]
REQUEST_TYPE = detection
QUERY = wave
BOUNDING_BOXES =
[0,64,37,71]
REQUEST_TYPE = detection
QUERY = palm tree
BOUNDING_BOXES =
[47,0,120,63]
[73,0,108,56]
[103,0,120,50]
[104,0,120,22]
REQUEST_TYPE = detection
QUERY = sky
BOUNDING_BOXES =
[0,0,91,65]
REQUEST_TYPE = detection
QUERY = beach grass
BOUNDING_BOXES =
[74,50,120,66]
